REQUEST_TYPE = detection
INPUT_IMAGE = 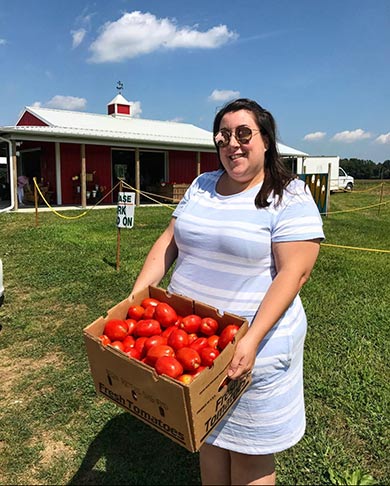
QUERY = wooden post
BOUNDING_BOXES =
[196,152,201,176]
[116,179,123,272]
[33,177,39,227]
[80,144,86,208]
[12,141,18,210]
[325,163,332,217]
[135,147,140,206]
[378,182,384,216]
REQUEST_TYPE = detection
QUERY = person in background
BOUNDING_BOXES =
[17,175,29,206]
[129,98,324,485]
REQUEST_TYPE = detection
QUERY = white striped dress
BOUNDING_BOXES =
[168,169,325,454]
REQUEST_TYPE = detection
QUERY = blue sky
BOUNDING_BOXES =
[0,0,389,162]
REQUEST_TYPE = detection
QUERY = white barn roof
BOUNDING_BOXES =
[2,105,308,156]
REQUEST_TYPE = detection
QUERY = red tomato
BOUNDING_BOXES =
[176,347,201,372]
[189,337,209,353]
[103,319,129,342]
[187,333,198,345]
[134,337,148,358]
[98,334,111,346]
[154,302,178,328]
[125,318,137,335]
[144,334,167,352]
[161,325,177,339]
[177,374,194,385]
[180,314,202,334]
[207,335,220,349]
[145,345,175,367]
[141,297,160,309]
[189,365,207,379]
[200,347,220,367]
[218,324,240,350]
[167,328,189,351]
[125,347,141,360]
[134,319,162,337]
[143,305,156,319]
[122,335,136,350]
[127,305,145,321]
[174,316,183,327]
[110,340,125,352]
[155,356,183,378]
[200,317,219,336]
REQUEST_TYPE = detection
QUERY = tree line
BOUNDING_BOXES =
[340,158,390,179]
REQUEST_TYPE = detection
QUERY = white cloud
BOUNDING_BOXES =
[88,11,237,63]
[72,28,86,48]
[128,101,142,118]
[331,129,372,143]
[44,95,87,110]
[303,131,326,141]
[31,101,42,108]
[375,132,390,144]
[208,89,240,102]
[0,38,7,45]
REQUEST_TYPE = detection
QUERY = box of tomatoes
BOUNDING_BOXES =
[83,286,250,452]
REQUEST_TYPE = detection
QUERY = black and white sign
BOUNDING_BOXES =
[117,192,135,229]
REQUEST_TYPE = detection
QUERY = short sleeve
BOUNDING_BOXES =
[172,171,221,218]
[271,179,325,242]
[172,178,199,218]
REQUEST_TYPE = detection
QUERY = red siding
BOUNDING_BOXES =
[168,150,197,183]
[17,111,48,126]
[168,150,219,183]
[60,143,112,204]
[200,152,219,173]
[85,145,112,202]
[117,104,130,115]
[60,144,82,204]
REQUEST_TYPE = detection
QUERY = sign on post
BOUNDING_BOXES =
[117,192,135,229]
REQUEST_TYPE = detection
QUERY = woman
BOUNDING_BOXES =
[129,98,324,485]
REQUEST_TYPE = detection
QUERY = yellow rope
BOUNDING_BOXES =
[351,182,387,193]
[32,179,389,254]
[122,181,176,211]
[321,198,389,215]
[33,178,121,219]
[321,243,390,254]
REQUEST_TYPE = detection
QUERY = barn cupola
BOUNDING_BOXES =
[107,94,131,117]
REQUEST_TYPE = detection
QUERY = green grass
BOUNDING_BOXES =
[0,181,389,485]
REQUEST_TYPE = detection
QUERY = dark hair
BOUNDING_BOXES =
[213,98,294,208]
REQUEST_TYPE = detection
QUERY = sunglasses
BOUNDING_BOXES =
[214,125,261,148]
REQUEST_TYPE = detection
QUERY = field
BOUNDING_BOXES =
[0,180,389,485]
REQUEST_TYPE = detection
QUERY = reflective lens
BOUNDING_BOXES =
[214,126,258,147]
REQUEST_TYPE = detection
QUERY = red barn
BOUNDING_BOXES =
[0,94,307,210]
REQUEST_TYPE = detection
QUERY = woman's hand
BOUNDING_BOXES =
[227,334,258,380]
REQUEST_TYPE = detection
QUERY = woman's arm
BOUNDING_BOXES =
[129,218,178,297]
[227,238,321,379]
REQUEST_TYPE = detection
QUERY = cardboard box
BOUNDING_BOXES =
[83,286,250,452]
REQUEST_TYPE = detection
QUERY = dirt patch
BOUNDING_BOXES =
[0,347,64,409]
[38,432,75,467]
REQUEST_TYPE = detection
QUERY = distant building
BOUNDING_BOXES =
[0,94,307,209]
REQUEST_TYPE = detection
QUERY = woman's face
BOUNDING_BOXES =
[217,109,268,188]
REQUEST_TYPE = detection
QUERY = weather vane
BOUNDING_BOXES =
[116,81,124,94]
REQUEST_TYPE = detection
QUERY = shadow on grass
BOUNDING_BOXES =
[68,412,201,485]
[102,257,117,270]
